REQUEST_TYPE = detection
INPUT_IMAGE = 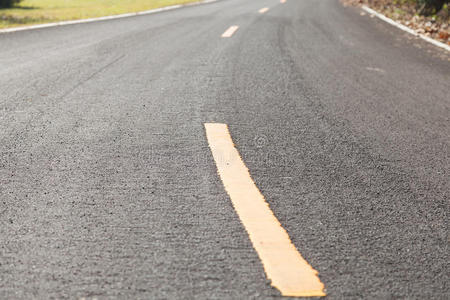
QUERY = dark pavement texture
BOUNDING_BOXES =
[0,0,449,298]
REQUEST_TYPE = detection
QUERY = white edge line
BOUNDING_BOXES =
[0,0,218,34]
[362,5,450,52]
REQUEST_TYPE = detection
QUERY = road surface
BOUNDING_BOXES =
[0,0,449,298]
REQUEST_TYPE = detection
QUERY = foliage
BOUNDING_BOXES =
[416,0,449,15]
[0,0,22,8]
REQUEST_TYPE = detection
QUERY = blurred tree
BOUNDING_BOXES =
[0,0,22,8]
[417,0,449,15]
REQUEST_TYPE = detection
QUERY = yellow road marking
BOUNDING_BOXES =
[259,7,269,14]
[204,123,326,297]
[221,25,239,38]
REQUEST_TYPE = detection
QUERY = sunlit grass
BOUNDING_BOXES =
[0,0,201,29]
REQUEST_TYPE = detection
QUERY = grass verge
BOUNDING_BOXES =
[0,0,202,29]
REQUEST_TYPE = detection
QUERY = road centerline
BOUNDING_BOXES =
[221,25,239,37]
[204,123,326,297]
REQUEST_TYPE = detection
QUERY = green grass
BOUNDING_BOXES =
[0,0,201,29]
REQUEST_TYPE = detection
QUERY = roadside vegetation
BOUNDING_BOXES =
[343,0,449,44]
[0,0,22,8]
[0,0,201,29]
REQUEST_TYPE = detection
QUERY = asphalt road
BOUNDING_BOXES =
[1,0,449,298]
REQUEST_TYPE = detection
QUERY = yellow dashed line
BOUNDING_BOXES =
[204,123,326,297]
[221,25,239,37]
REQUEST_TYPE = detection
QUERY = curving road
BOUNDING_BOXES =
[0,0,449,298]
